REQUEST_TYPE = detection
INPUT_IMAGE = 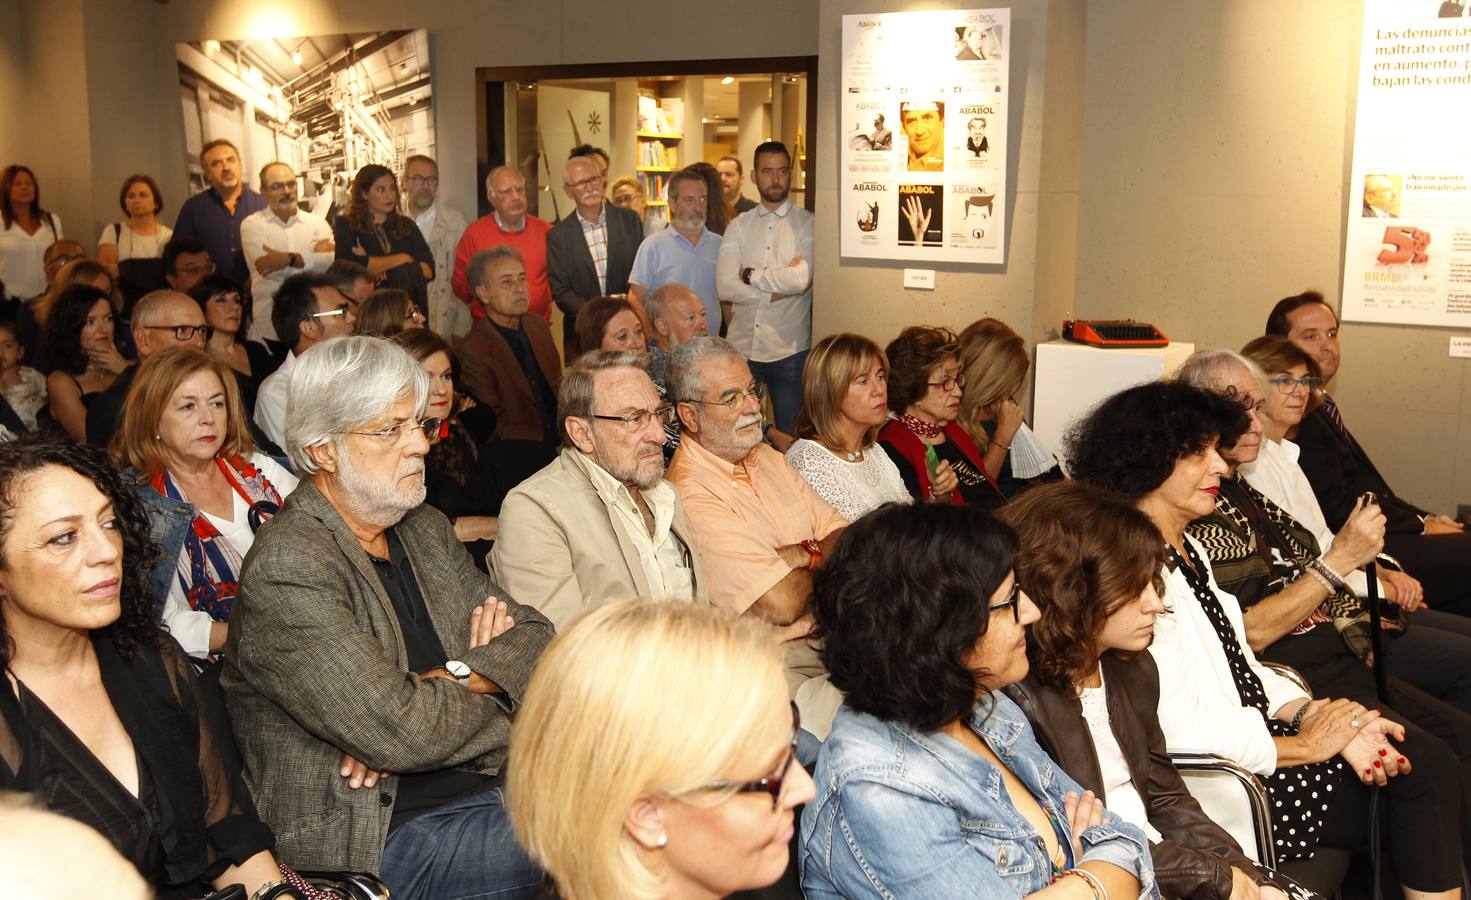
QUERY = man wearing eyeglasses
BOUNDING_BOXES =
[253,272,356,448]
[450,167,552,325]
[162,236,216,295]
[84,290,211,447]
[666,336,847,738]
[546,155,645,360]
[224,336,551,898]
[492,349,706,628]
[403,155,471,340]
[240,162,335,348]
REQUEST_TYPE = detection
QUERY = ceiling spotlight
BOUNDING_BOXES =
[720,76,734,85]
[291,49,302,65]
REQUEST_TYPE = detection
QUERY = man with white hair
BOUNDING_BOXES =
[666,336,846,737]
[492,350,706,629]
[223,336,551,898]
[450,165,552,322]
[643,282,709,394]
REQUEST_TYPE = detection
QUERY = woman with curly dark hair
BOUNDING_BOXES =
[0,434,282,897]
[1001,480,1325,899]
[801,500,1155,898]
[41,284,123,440]
[333,164,434,317]
[878,325,1004,509]
[1069,381,1464,899]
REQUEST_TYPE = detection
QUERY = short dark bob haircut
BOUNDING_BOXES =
[885,325,960,413]
[812,501,1018,732]
[1065,380,1249,500]
[42,285,114,376]
[996,480,1166,690]
[0,435,159,668]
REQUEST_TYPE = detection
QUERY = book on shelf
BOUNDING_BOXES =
[636,94,685,135]
[638,142,679,168]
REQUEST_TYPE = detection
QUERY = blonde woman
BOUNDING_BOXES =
[508,600,814,900]
[786,333,910,521]
[957,317,1062,499]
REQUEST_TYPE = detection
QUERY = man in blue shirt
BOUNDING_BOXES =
[628,169,722,335]
[173,139,267,285]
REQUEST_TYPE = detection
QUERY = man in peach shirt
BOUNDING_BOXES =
[665,336,846,738]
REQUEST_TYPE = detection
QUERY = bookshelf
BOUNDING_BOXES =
[636,94,684,230]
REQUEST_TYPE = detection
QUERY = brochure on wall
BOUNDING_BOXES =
[840,9,1010,264]
[1341,0,1471,327]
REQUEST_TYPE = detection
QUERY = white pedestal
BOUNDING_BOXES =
[1032,339,1196,468]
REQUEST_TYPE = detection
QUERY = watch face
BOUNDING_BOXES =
[446,660,471,678]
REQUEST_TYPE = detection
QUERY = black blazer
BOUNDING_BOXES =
[545,203,644,351]
[1294,402,1426,534]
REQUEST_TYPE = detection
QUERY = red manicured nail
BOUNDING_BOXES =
[1379,748,1387,756]
[1364,768,1372,775]
[1373,760,1382,768]
[1398,757,1407,764]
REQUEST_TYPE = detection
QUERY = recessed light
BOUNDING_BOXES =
[720,76,734,85]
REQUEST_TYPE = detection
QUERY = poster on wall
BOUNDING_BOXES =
[176,31,435,219]
[840,9,1010,264]
[1341,1,1471,327]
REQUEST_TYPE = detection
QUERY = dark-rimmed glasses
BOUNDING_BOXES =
[346,417,441,446]
[927,372,966,392]
[695,701,801,810]
[989,580,1021,622]
[1267,375,1322,394]
[591,405,677,431]
[141,324,214,342]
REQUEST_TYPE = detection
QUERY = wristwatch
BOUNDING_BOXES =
[741,266,754,285]
[800,538,823,570]
[445,659,472,688]
[288,252,303,269]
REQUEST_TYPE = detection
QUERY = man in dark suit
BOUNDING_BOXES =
[546,155,643,360]
[223,335,551,896]
[1268,291,1471,616]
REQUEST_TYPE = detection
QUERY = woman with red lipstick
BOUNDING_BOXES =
[878,325,1004,510]
[0,435,282,896]
[1070,381,1465,900]
[508,599,814,900]
[786,333,910,522]
[113,348,297,659]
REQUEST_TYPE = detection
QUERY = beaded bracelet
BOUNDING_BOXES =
[1303,566,1336,594]
[1058,868,1108,900]
[1310,556,1347,591]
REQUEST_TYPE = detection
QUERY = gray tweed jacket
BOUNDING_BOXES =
[221,480,553,873]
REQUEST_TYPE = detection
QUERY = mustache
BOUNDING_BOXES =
[734,414,763,430]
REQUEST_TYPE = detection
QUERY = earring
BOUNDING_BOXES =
[656,832,668,848]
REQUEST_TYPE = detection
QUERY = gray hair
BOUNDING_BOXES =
[558,349,649,449]
[466,245,525,298]
[666,169,706,206]
[284,335,429,475]
[1175,348,1269,399]
[131,290,191,330]
[645,283,693,329]
[485,165,521,192]
[669,336,745,405]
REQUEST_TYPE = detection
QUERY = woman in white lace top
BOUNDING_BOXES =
[785,333,912,522]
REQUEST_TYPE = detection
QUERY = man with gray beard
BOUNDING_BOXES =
[492,349,707,629]
[223,335,551,899]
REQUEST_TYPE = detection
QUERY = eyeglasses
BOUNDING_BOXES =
[927,373,966,392]
[591,405,677,431]
[989,580,1021,623]
[404,307,425,324]
[142,324,214,341]
[346,417,441,445]
[694,702,801,810]
[312,303,352,320]
[175,261,216,277]
[684,383,768,409]
[47,253,84,267]
[406,175,439,187]
[1267,375,1322,394]
[567,175,604,191]
[266,179,298,192]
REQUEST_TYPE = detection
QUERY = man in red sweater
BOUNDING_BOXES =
[451,166,552,321]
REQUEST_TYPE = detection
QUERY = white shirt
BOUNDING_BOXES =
[1078,674,1163,843]
[784,438,911,522]
[571,449,694,602]
[413,202,438,240]
[0,214,63,300]
[239,207,334,343]
[1150,535,1309,776]
[253,349,298,449]
[1239,437,1377,597]
[162,453,299,657]
[716,200,815,362]
[99,222,173,261]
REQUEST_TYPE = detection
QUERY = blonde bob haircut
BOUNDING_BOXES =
[507,600,788,900]
[957,317,1029,451]
[111,347,253,477]
[792,332,889,449]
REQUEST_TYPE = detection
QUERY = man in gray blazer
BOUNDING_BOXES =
[545,156,644,359]
[493,349,706,629]
[223,336,552,899]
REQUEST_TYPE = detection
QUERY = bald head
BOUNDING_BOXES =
[0,796,150,900]
[646,283,709,350]
[133,290,207,358]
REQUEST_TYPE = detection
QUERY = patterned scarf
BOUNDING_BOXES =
[150,455,283,621]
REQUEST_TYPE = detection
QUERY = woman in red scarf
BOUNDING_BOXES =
[113,347,298,658]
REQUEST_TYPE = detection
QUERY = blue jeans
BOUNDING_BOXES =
[751,349,809,435]
[379,786,541,900]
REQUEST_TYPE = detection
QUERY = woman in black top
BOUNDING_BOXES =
[0,435,280,898]
[334,164,434,315]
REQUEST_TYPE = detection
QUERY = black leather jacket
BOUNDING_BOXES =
[1006,653,1263,899]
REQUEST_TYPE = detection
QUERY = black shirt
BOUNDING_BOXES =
[494,322,558,444]
[367,528,497,829]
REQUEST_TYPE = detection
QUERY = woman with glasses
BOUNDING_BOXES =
[802,501,1155,898]
[878,325,1004,509]
[356,287,426,339]
[508,599,814,900]
[113,347,297,659]
[41,285,124,441]
[334,164,435,318]
[189,274,274,403]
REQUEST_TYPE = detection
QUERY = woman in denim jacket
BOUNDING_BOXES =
[801,502,1158,899]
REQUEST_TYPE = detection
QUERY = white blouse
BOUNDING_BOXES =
[0,215,63,300]
[99,222,173,261]
[1079,673,1162,842]
[785,438,912,522]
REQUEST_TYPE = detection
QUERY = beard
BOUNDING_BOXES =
[336,447,427,528]
[760,182,790,204]
[700,411,764,462]
[592,438,665,491]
